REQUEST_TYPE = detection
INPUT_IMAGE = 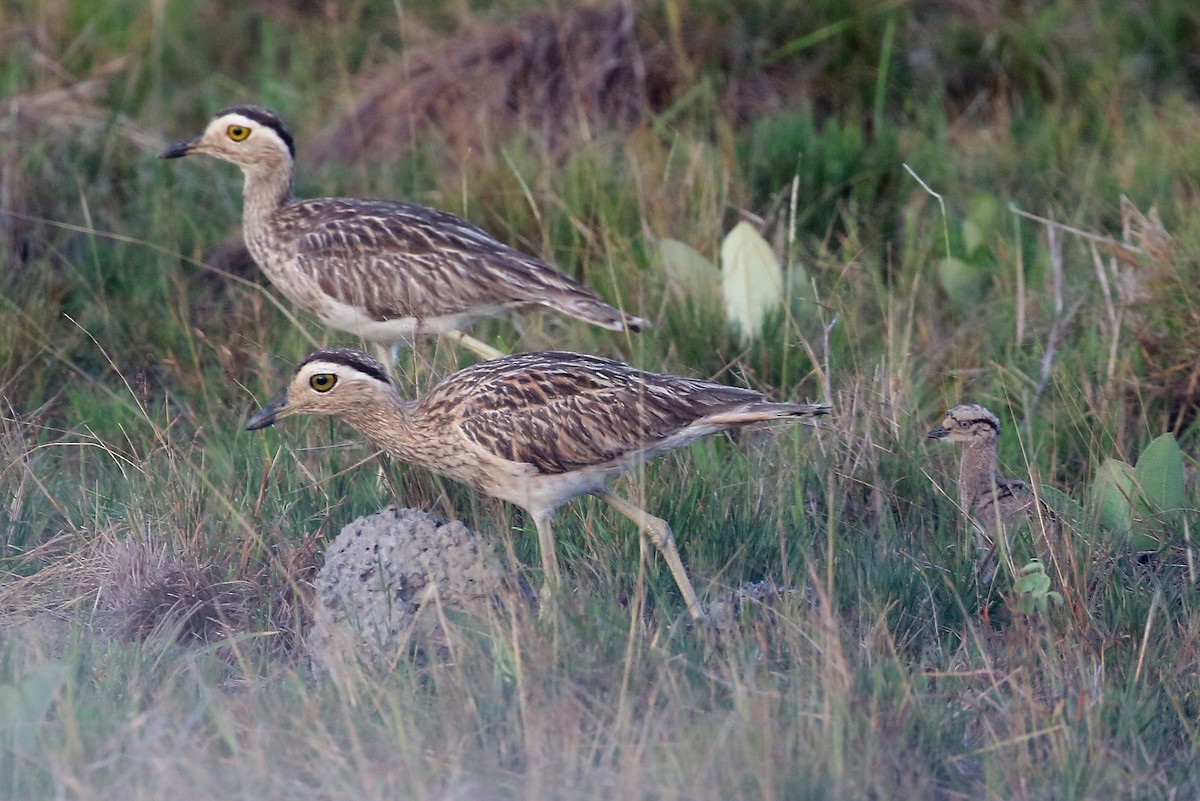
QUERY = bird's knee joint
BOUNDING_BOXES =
[647,521,675,550]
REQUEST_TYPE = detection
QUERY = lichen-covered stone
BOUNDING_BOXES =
[309,506,507,669]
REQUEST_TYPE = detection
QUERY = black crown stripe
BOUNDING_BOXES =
[216,105,295,159]
[298,349,391,386]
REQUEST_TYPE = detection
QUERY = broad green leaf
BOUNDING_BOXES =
[721,221,783,344]
[0,662,68,728]
[962,219,985,258]
[1092,458,1160,551]
[1092,458,1136,533]
[967,193,1000,227]
[784,263,820,328]
[965,192,1000,256]
[1013,560,1061,616]
[936,256,990,311]
[1036,486,1086,526]
[658,238,720,308]
[1014,570,1050,596]
[1135,433,1186,520]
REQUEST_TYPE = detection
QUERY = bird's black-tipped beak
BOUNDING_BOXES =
[160,136,201,159]
[926,425,949,439]
[245,395,288,431]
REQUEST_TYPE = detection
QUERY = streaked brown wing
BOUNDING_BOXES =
[275,199,597,321]
[438,353,761,474]
[995,476,1034,514]
[995,475,1029,498]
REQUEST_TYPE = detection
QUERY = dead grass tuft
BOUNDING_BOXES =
[0,52,155,277]
[1117,201,1200,432]
[98,539,249,644]
[0,520,319,660]
[313,3,826,167]
[315,4,675,165]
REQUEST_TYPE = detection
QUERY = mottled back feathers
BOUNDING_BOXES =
[416,352,826,474]
[261,349,828,481]
[270,198,641,328]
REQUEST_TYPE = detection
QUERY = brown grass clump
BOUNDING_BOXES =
[0,53,155,276]
[96,533,319,653]
[96,539,250,644]
[1117,201,1200,433]
[313,3,863,168]
[0,523,318,658]
[315,4,675,166]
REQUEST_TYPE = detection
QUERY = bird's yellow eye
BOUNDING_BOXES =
[310,373,337,392]
[227,125,250,142]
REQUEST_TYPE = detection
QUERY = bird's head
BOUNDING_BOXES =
[246,349,395,432]
[161,105,295,173]
[926,403,1001,446]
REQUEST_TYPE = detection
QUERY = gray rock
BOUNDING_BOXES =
[310,506,508,670]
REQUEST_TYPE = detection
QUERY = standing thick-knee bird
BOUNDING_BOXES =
[927,403,1036,575]
[246,348,830,621]
[160,106,646,361]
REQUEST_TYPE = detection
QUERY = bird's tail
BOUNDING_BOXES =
[547,295,650,333]
[705,401,832,427]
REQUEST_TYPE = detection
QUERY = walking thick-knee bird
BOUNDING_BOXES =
[160,106,646,362]
[246,348,830,621]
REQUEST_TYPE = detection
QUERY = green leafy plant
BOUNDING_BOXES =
[0,661,69,761]
[658,237,722,316]
[935,193,1003,314]
[1012,559,1063,616]
[720,221,783,344]
[1089,433,1192,552]
[735,106,899,242]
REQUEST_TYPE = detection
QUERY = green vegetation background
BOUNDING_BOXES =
[2,0,1200,798]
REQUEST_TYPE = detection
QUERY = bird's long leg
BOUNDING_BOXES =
[441,330,507,361]
[372,342,398,372]
[533,512,563,616]
[372,341,423,387]
[594,489,705,622]
[376,338,458,394]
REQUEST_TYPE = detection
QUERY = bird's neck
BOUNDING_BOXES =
[241,159,294,237]
[346,396,424,464]
[958,440,998,507]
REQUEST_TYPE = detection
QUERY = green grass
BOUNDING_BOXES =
[3,0,1200,798]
